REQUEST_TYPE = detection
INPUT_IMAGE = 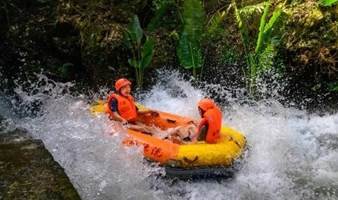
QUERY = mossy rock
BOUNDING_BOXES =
[0,130,81,200]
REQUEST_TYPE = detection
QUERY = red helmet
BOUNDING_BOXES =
[115,78,131,91]
[198,98,215,111]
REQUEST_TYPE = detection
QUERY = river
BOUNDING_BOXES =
[0,71,337,200]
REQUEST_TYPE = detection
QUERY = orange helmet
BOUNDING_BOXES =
[198,98,215,111]
[115,78,131,91]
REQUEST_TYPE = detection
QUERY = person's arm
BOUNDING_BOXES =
[190,118,208,142]
[111,112,128,124]
[197,125,208,141]
[109,99,128,124]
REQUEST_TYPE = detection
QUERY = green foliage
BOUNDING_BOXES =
[177,31,203,73]
[221,45,240,65]
[176,0,205,77]
[263,8,282,39]
[328,82,338,92]
[233,0,284,94]
[319,0,338,6]
[238,2,266,18]
[282,0,337,78]
[147,0,175,31]
[141,37,155,69]
[58,63,74,79]
[152,0,170,10]
[232,0,250,51]
[125,15,155,88]
[255,2,272,54]
[181,0,205,40]
[257,42,276,71]
[232,0,253,88]
[127,15,143,46]
[206,11,227,39]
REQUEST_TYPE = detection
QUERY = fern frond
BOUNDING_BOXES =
[207,11,226,37]
[258,42,276,72]
[238,2,266,19]
[263,8,282,35]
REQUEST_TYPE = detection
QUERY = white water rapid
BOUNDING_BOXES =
[1,71,337,200]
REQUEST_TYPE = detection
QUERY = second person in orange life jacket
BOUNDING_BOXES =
[166,98,222,144]
[106,78,158,132]
[190,98,222,143]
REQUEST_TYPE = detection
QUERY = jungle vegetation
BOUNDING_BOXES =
[0,0,337,98]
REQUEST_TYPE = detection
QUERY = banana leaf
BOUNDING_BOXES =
[127,15,143,46]
[177,31,203,69]
[128,58,139,69]
[182,0,205,41]
[141,37,155,69]
[177,0,204,72]
[123,31,133,49]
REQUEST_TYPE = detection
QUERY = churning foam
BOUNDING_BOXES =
[1,71,337,200]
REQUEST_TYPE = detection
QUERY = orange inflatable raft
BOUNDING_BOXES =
[90,100,247,177]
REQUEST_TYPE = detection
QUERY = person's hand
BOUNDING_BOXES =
[190,120,199,126]
[190,133,198,143]
[121,119,128,126]
[143,110,159,117]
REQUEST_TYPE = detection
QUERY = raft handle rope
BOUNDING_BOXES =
[228,135,241,148]
[166,119,176,123]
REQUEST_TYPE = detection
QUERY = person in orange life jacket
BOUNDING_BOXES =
[190,98,222,144]
[106,78,158,132]
[165,98,222,144]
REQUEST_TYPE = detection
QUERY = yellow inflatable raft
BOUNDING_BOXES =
[90,100,246,177]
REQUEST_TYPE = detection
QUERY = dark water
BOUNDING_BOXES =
[1,71,338,200]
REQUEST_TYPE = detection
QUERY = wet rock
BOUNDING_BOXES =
[0,129,81,200]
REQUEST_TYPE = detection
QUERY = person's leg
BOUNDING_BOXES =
[126,123,160,135]
[126,122,197,144]
[127,123,183,141]
[175,125,197,140]
[164,124,197,144]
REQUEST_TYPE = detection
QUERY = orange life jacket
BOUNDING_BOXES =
[197,107,222,143]
[105,93,137,122]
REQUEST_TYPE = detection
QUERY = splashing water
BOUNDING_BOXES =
[1,71,338,200]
